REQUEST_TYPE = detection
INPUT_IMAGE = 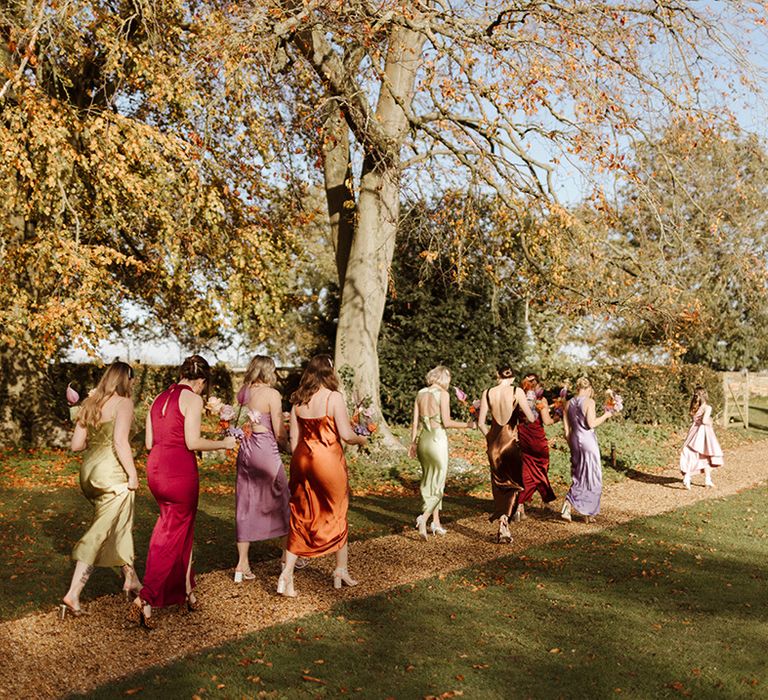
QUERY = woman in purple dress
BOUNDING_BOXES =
[561,377,614,523]
[233,356,291,582]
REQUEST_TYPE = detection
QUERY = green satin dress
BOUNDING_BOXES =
[71,420,135,568]
[416,387,449,516]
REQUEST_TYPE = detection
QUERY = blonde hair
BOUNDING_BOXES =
[575,376,592,391]
[77,362,134,429]
[425,365,451,390]
[243,355,277,387]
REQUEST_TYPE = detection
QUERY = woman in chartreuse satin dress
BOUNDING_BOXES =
[277,354,367,598]
[62,361,140,618]
[409,365,474,541]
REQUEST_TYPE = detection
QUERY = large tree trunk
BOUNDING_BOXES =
[332,27,424,449]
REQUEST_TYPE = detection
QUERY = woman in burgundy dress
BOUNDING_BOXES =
[130,355,235,628]
[513,373,557,522]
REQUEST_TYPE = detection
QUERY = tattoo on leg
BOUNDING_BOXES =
[80,565,94,585]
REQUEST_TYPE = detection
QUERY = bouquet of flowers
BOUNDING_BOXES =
[604,389,624,415]
[206,396,244,441]
[551,387,567,418]
[454,387,479,423]
[351,399,377,437]
[66,383,80,422]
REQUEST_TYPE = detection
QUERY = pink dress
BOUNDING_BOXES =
[140,384,199,607]
[679,405,723,476]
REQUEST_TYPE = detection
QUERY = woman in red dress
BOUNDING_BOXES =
[277,354,367,598]
[513,373,557,521]
[130,355,235,628]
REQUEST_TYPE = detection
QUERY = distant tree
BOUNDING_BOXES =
[599,123,768,369]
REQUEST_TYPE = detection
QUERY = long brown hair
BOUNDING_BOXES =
[290,354,340,406]
[690,386,708,416]
[77,361,134,429]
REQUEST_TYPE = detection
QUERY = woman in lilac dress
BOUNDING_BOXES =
[233,356,291,582]
[561,377,614,523]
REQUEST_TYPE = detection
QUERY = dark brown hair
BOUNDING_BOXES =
[179,355,211,385]
[496,364,514,379]
[290,354,340,406]
[690,386,708,416]
[78,361,134,429]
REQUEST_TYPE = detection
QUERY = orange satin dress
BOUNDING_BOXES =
[287,407,349,558]
[486,399,524,522]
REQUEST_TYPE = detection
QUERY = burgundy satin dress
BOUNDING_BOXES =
[140,384,198,607]
[287,402,349,558]
[517,414,556,506]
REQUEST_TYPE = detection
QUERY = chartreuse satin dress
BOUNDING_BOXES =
[72,418,135,568]
[416,387,449,517]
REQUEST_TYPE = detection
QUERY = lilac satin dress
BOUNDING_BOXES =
[565,397,602,516]
[235,413,290,542]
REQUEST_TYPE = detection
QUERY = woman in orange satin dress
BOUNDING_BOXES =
[477,364,536,543]
[277,354,367,597]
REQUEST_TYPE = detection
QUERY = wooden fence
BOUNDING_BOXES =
[721,371,768,428]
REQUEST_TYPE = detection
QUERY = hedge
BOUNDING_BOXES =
[50,360,720,429]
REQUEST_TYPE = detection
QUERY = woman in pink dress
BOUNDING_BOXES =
[233,355,290,582]
[130,355,235,628]
[680,386,723,489]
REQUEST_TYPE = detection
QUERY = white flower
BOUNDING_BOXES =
[247,408,262,424]
[206,396,224,414]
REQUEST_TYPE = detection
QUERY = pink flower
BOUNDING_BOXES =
[219,404,236,421]
[65,383,80,405]
[247,408,262,424]
[363,406,375,419]
[454,387,467,402]
[236,384,250,405]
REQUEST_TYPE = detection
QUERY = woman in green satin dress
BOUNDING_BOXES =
[409,366,474,540]
[61,361,140,617]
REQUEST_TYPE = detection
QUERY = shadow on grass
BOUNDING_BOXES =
[80,486,768,700]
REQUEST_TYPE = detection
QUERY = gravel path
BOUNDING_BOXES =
[1,441,766,699]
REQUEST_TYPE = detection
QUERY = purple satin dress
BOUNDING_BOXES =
[235,413,290,542]
[565,397,602,516]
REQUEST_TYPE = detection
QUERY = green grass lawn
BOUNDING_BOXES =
[0,421,761,623]
[77,485,768,699]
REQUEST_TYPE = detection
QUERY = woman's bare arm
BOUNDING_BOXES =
[477,389,489,436]
[440,390,473,429]
[270,390,289,452]
[584,398,611,429]
[113,398,139,489]
[181,392,236,451]
[145,405,154,451]
[71,422,88,452]
[289,406,299,453]
[515,387,537,423]
[330,392,367,445]
[408,398,420,457]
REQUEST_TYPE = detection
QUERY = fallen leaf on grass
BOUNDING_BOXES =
[302,675,326,685]
[124,689,143,696]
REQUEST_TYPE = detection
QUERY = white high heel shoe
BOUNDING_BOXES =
[234,569,256,583]
[415,514,428,541]
[332,568,359,589]
[276,571,297,598]
[682,474,691,490]
[560,501,572,522]
[430,521,447,536]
